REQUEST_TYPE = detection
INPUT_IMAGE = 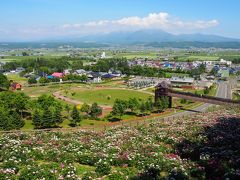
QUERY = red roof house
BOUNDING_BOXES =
[52,72,64,78]
[11,82,22,90]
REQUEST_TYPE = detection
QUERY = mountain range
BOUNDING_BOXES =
[1,29,240,49]
[71,29,239,44]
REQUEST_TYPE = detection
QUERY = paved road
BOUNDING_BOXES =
[166,80,232,118]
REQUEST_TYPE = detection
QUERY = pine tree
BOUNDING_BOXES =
[53,106,63,124]
[32,110,42,129]
[11,111,25,129]
[42,108,54,128]
[70,106,81,126]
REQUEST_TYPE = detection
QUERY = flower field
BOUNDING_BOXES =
[0,106,240,179]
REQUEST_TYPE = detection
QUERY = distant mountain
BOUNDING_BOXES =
[1,29,240,49]
[76,29,239,44]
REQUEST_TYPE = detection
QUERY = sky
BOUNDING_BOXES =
[0,0,239,41]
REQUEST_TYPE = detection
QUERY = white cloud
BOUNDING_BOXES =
[61,12,219,32]
[0,12,220,40]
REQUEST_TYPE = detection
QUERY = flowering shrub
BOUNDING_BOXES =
[0,106,239,179]
[95,159,111,176]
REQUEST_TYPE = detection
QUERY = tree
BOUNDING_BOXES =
[71,61,83,70]
[128,98,139,113]
[14,93,30,118]
[155,98,164,113]
[145,97,154,113]
[22,52,29,56]
[80,103,91,114]
[32,110,42,129]
[0,74,10,90]
[90,103,102,119]
[65,104,71,118]
[38,77,49,84]
[70,106,81,126]
[35,94,60,109]
[204,88,210,95]
[11,112,25,129]
[28,77,37,84]
[140,102,147,116]
[41,108,54,128]
[53,105,63,124]
[0,106,25,131]
[112,99,128,118]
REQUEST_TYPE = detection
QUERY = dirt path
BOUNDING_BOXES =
[53,91,113,111]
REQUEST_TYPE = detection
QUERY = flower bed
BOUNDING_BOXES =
[0,106,240,179]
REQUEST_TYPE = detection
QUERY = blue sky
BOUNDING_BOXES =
[0,0,239,41]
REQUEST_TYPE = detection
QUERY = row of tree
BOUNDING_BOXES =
[2,57,84,74]
[32,98,103,128]
[28,74,89,85]
[111,96,170,119]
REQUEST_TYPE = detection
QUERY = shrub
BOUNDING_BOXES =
[95,159,111,176]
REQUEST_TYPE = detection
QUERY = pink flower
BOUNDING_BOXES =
[60,163,64,168]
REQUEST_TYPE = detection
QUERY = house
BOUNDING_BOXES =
[11,82,22,90]
[63,69,71,75]
[52,72,64,78]
[220,59,232,66]
[47,75,54,79]
[170,76,195,88]
[93,77,102,83]
[75,69,86,75]
[88,72,102,83]
[102,73,117,79]
[16,67,25,72]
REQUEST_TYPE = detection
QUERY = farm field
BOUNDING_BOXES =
[178,55,219,61]
[64,88,152,106]
[1,106,239,179]
[113,52,158,59]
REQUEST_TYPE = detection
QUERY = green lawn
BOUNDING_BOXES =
[67,89,152,106]
[7,74,28,83]
[187,56,219,61]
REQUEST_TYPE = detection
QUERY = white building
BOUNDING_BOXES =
[101,52,106,59]
[220,59,232,66]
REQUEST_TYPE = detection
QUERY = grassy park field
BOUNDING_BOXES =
[64,88,152,106]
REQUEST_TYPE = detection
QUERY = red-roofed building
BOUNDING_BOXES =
[11,82,22,90]
[52,72,64,78]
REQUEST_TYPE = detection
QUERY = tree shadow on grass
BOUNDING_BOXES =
[108,117,122,122]
[176,116,240,179]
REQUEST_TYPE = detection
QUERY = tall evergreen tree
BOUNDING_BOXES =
[32,110,42,129]
[70,106,81,126]
[42,108,54,128]
[53,105,63,124]
[11,111,25,129]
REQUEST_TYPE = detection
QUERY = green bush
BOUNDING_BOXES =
[95,159,111,176]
